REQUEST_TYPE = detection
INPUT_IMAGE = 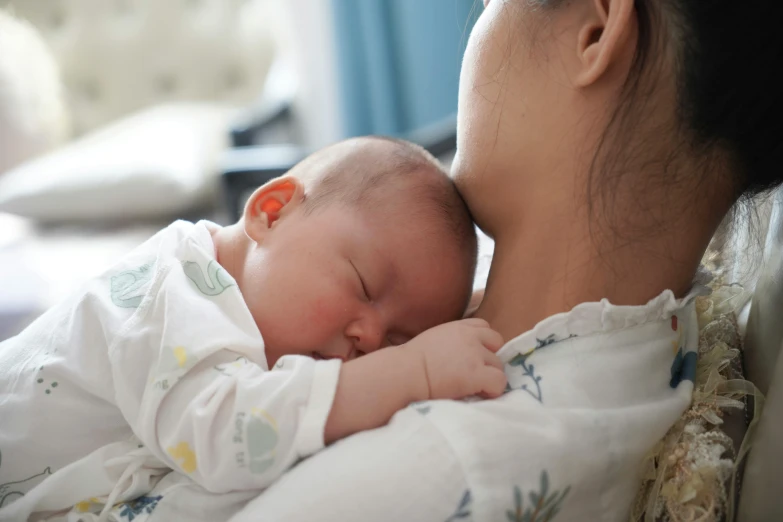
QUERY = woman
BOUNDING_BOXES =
[230,0,782,520]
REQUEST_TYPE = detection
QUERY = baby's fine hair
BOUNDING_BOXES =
[291,136,478,299]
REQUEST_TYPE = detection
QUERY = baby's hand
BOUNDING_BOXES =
[405,318,507,401]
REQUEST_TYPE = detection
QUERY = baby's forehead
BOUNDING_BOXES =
[361,196,468,261]
[298,136,474,260]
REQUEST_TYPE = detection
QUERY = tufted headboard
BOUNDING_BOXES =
[1,0,277,137]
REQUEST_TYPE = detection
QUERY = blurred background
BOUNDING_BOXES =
[0,0,484,339]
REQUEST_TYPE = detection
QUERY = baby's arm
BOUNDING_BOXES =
[115,344,341,493]
[112,262,503,492]
[110,264,345,493]
[324,318,506,443]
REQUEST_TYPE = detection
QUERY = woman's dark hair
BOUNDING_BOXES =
[537,0,783,233]
[669,1,783,199]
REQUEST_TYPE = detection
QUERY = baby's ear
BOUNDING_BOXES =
[243,176,304,243]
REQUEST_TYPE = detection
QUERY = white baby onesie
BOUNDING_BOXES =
[0,220,341,521]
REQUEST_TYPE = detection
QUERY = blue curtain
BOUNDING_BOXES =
[332,0,480,137]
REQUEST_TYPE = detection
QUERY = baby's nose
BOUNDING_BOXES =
[346,318,384,356]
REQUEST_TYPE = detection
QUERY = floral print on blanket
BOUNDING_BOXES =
[506,470,571,522]
[443,471,571,522]
[505,351,544,403]
[112,495,163,521]
[444,490,472,521]
[505,334,576,403]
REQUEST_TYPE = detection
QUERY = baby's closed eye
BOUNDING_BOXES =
[385,333,411,347]
[349,259,372,302]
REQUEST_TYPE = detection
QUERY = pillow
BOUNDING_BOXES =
[0,103,237,222]
[0,10,69,174]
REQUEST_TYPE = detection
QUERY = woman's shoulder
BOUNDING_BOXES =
[497,277,710,360]
[404,335,691,521]
[405,284,710,520]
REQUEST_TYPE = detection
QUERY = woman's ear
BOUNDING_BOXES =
[243,176,304,243]
[576,0,636,87]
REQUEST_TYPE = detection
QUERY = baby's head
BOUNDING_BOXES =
[223,136,477,367]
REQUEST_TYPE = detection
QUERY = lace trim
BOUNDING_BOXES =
[630,279,761,522]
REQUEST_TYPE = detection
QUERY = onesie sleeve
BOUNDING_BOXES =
[107,256,341,493]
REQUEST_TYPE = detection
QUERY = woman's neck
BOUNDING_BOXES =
[473,199,723,343]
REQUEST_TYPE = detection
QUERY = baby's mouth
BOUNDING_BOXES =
[311,352,347,362]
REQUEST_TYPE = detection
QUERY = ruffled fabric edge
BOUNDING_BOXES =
[497,268,712,361]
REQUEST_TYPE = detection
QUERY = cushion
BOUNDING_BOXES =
[744,188,783,395]
[738,349,783,521]
[0,103,236,222]
[2,0,275,136]
[737,186,783,520]
[0,10,69,173]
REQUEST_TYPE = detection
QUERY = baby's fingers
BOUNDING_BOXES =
[477,366,508,398]
[478,327,505,353]
[481,349,504,371]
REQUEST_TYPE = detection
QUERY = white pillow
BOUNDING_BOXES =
[0,103,237,222]
[0,10,69,174]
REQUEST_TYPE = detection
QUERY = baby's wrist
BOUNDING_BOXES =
[396,343,431,403]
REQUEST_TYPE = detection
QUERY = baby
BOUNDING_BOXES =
[0,137,506,520]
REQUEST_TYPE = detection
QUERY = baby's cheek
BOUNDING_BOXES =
[301,293,348,341]
[308,295,345,328]
[268,274,350,351]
